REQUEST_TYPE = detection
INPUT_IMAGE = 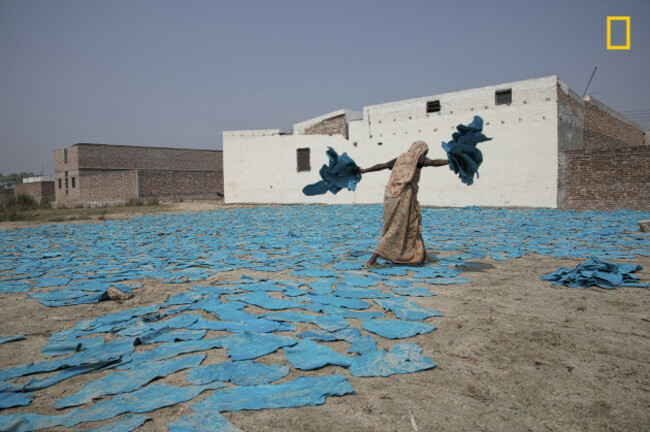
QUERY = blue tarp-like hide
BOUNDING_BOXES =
[169,411,242,432]
[218,332,297,361]
[375,297,442,320]
[55,355,206,408]
[186,360,289,386]
[118,338,221,369]
[442,115,491,185]
[0,382,224,432]
[362,319,436,339]
[303,147,361,196]
[0,334,25,344]
[190,374,355,412]
[284,339,353,370]
[0,338,134,383]
[74,414,150,432]
[350,343,436,377]
[541,256,648,289]
[297,327,378,355]
[263,311,349,332]
[0,391,34,409]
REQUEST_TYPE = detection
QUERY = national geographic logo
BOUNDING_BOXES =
[607,16,630,50]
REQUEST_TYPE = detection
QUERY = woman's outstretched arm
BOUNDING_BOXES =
[359,162,392,174]
[422,158,449,167]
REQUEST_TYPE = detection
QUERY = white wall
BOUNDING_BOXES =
[224,76,560,207]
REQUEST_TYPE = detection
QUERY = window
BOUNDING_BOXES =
[63,149,67,164]
[297,148,310,172]
[58,179,62,189]
[71,177,76,188]
[426,100,441,113]
[495,89,512,105]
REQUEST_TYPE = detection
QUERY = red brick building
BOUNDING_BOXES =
[557,84,648,210]
[14,176,55,205]
[53,144,223,207]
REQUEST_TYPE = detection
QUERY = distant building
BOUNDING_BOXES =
[14,176,55,205]
[224,75,649,210]
[53,144,223,207]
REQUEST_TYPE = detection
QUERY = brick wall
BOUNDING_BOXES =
[584,101,644,149]
[53,144,224,207]
[138,170,223,198]
[14,182,55,204]
[75,144,222,171]
[78,171,138,206]
[559,147,649,210]
[302,114,348,137]
[63,169,224,206]
[558,84,649,210]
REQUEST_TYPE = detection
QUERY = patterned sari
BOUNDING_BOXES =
[374,141,429,264]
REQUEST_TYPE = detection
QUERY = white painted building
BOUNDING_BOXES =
[223,76,640,208]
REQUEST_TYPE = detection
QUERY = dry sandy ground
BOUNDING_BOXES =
[0,203,648,432]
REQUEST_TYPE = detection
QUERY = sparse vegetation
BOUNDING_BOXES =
[125,198,160,207]
[0,195,171,225]
[0,172,35,185]
[0,194,39,221]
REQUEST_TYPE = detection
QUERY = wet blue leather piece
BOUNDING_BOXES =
[302,147,361,196]
[333,286,389,299]
[169,411,242,432]
[284,339,353,370]
[308,278,336,295]
[337,274,379,287]
[186,360,289,386]
[0,382,223,432]
[74,414,150,432]
[0,338,134,383]
[188,316,291,333]
[350,343,436,377]
[362,319,436,339]
[0,391,34,409]
[218,332,297,361]
[117,338,221,369]
[375,297,442,320]
[290,269,340,278]
[190,374,355,412]
[55,354,206,408]
[230,292,302,310]
[442,115,491,186]
[0,334,25,344]
[297,327,378,355]
[263,311,349,332]
[541,256,648,289]
[306,294,371,310]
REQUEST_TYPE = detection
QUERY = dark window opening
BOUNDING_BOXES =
[58,179,62,189]
[426,100,441,113]
[63,149,67,164]
[495,89,512,105]
[297,148,310,172]
[71,177,76,188]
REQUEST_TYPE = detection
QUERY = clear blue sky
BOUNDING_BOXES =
[1,0,648,175]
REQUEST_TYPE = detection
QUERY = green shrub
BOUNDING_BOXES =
[0,194,39,221]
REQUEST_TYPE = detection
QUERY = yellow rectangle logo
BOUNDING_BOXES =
[607,16,630,50]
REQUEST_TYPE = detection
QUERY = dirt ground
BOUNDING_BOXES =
[0,202,649,432]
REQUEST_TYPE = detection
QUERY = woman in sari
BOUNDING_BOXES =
[359,141,449,268]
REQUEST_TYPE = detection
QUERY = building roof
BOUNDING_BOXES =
[71,143,222,153]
